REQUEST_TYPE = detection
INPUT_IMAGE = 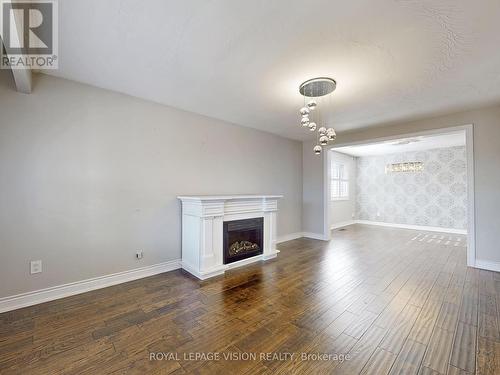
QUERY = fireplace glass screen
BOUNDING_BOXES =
[223,218,263,264]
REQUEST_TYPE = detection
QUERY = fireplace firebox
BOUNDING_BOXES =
[223,218,263,264]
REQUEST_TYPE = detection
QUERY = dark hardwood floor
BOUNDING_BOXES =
[0,224,499,374]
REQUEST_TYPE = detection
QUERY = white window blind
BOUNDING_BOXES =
[331,162,349,200]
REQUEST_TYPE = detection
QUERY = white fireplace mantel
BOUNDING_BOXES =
[177,195,283,280]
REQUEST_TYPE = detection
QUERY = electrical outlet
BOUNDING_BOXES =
[30,260,42,274]
[136,251,143,260]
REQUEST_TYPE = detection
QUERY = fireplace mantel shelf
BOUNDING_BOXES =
[178,195,282,280]
[177,195,283,201]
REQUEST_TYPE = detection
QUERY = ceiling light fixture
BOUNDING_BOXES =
[391,138,422,146]
[298,77,337,154]
[385,162,424,174]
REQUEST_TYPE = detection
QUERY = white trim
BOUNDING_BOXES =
[464,125,476,267]
[0,259,181,313]
[180,262,224,280]
[355,220,467,235]
[262,250,279,261]
[475,260,500,273]
[331,220,356,230]
[303,232,330,241]
[327,124,476,267]
[276,232,303,243]
[226,252,275,269]
[277,232,332,243]
[323,148,332,241]
[329,125,471,150]
[177,194,283,201]
[181,250,279,280]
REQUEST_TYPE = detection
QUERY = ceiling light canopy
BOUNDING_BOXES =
[391,138,423,146]
[299,77,337,97]
[298,77,337,154]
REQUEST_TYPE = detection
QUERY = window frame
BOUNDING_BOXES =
[330,162,350,201]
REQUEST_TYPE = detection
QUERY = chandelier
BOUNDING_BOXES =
[298,77,337,154]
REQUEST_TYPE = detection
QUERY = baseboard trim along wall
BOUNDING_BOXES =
[302,232,330,241]
[354,220,467,235]
[0,221,473,313]
[0,259,181,313]
[276,232,330,243]
[2,230,320,312]
[330,220,356,230]
[475,260,500,273]
[276,232,304,244]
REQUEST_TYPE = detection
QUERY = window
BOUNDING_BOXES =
[331,162,349,200]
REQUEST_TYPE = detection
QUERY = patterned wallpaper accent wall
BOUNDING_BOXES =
[356,146,467,230]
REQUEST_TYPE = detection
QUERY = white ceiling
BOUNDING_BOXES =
[46,0,500,140]
[332,131,466,157]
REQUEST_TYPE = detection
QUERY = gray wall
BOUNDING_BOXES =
[0,71,303,298]
[329,151,356,227]
[356,146,467,230]
[303,105,500,265]
[302,140,325,235]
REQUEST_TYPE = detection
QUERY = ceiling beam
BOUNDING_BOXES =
[1,7,32,94]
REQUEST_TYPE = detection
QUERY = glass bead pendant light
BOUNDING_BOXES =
[307,100,317,110]
[298,77,338,154]
[319,136,329,146]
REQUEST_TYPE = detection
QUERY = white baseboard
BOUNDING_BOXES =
[331,220,356,230]
[355,220,467,235]
[276,232,304,244]
[181,261,224,280]
[262,250,279,261]
[181,250,279,280]
[0,259,181,313]
[302,232,330,241]
[276,232,331,243]
[475,259,500,273]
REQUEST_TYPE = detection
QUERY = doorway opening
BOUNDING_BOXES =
[323,125,475,267]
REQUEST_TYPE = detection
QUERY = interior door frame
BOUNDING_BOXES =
[323,124,476,268]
